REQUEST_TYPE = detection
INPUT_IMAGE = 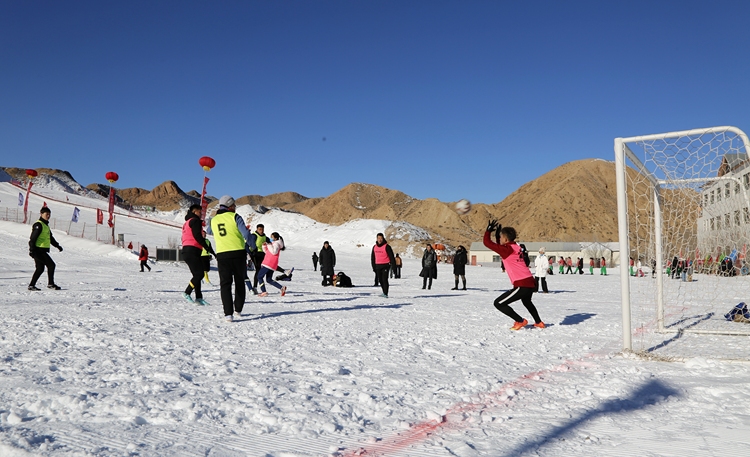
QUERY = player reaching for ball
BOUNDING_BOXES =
[483,219,545,330]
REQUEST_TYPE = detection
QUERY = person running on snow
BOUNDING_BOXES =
[257,232,287,297]
[139,245,151,272]
[248,224,270,294]
[28,206,63,290]
[182,204,215,305]
[371,233,396,298]
[483,220,545,330]
[201,230,212,283]
[210,196,253,322]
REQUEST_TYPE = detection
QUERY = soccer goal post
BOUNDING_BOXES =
[615,126,750,357]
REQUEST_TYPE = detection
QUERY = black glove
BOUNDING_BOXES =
[57,245,63,252]
[495,224,502,240]
[486,219,499,233]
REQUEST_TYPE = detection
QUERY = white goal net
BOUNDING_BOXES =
[615,126,750,360]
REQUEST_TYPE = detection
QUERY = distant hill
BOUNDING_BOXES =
[3,159,662,251]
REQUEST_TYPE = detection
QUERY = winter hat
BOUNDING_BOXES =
[219,195,235,207]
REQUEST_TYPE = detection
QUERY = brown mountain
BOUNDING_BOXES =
[6,159,667,251]
[87,180,198,211]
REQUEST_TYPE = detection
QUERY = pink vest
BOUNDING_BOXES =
[182,219,202,249]
[373,243,390,264]
[261,240,283,270]
[483,232,535,288]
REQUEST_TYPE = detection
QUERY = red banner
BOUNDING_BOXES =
[22,181,33,223]
[96,208,104,225]
[200,176,210,222]
[108,187,115,228]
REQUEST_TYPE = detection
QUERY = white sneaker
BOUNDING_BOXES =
[224,315,233,322]
[234,312,242,319]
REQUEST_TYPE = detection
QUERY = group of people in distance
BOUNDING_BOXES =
[554,256,608,276]
[24,202,544,330]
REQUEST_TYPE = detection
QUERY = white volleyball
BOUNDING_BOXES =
[455,199,471,215]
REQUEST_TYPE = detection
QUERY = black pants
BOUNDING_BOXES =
[422,276,433,289]
[394,266,401,278]
[30,251,55,287]
[375,265,390,295]
[536,276,548,293]
[218,255,246,316]
[313,260,318,271]
[182,247,205,299]
[140,260,151,272]
[493,287,542,324]
[565,265,572,274]
[252,252,265,288]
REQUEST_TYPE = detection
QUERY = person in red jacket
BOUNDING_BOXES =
[483,220,545,330]
[139,245,151,272]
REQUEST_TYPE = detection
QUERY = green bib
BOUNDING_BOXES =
[210,212,245,253]
[35,220,51,248]
[201,239,212,257]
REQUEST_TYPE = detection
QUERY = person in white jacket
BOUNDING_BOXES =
[534,248,549,293]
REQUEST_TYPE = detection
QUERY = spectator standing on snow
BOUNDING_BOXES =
[210,196,252,322]
[452,245,468,290]
[589,257,595,275]
[371,233,396,298]
[312,252,318,271]
[319,241,336,286]
[394,253,402,278]
[558,257,565,274]
[181,204,215,306]
[565,256,573,274]
[139,245,151,272]
[600,257,607,275]
[257,232,287,297]
[420,244,438,290]
[483,220,545,330]
[577,257,584,275]
[28,207,63,291]
[534,247,549,293]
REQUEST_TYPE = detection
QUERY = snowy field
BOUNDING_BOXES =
[1,182,750,456]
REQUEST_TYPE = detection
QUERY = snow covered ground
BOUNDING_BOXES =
[1,182,750,456]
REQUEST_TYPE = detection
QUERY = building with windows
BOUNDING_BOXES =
[697,152,750,257]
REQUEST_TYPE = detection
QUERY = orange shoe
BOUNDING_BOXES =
[511,319,528,331]
[534,322,546,329]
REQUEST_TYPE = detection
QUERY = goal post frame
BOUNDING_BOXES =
[615,126,750,351]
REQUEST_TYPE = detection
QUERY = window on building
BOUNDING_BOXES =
[726,183,731,198]
[736,181,741,194]
[745,173,750,190]
[725,213,731,227]
[717,188,722,202]
[704,193,709,207]
[711,191,715,204]
[711,218,716,230]
[745,207,750,224]
[716,217,721,230]
[492,255,501,263]
[735,210,741,226]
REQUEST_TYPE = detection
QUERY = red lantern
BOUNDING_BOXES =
[198,156,216,172]
[25,169,38,178]
[105,171,119,183]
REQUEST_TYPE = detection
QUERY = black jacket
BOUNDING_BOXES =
[319,246,336,276]
[29,218,60,253]
[453,248,468,275]
[183,212,215,255]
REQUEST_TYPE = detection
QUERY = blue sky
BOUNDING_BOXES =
[2,0,749,204]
